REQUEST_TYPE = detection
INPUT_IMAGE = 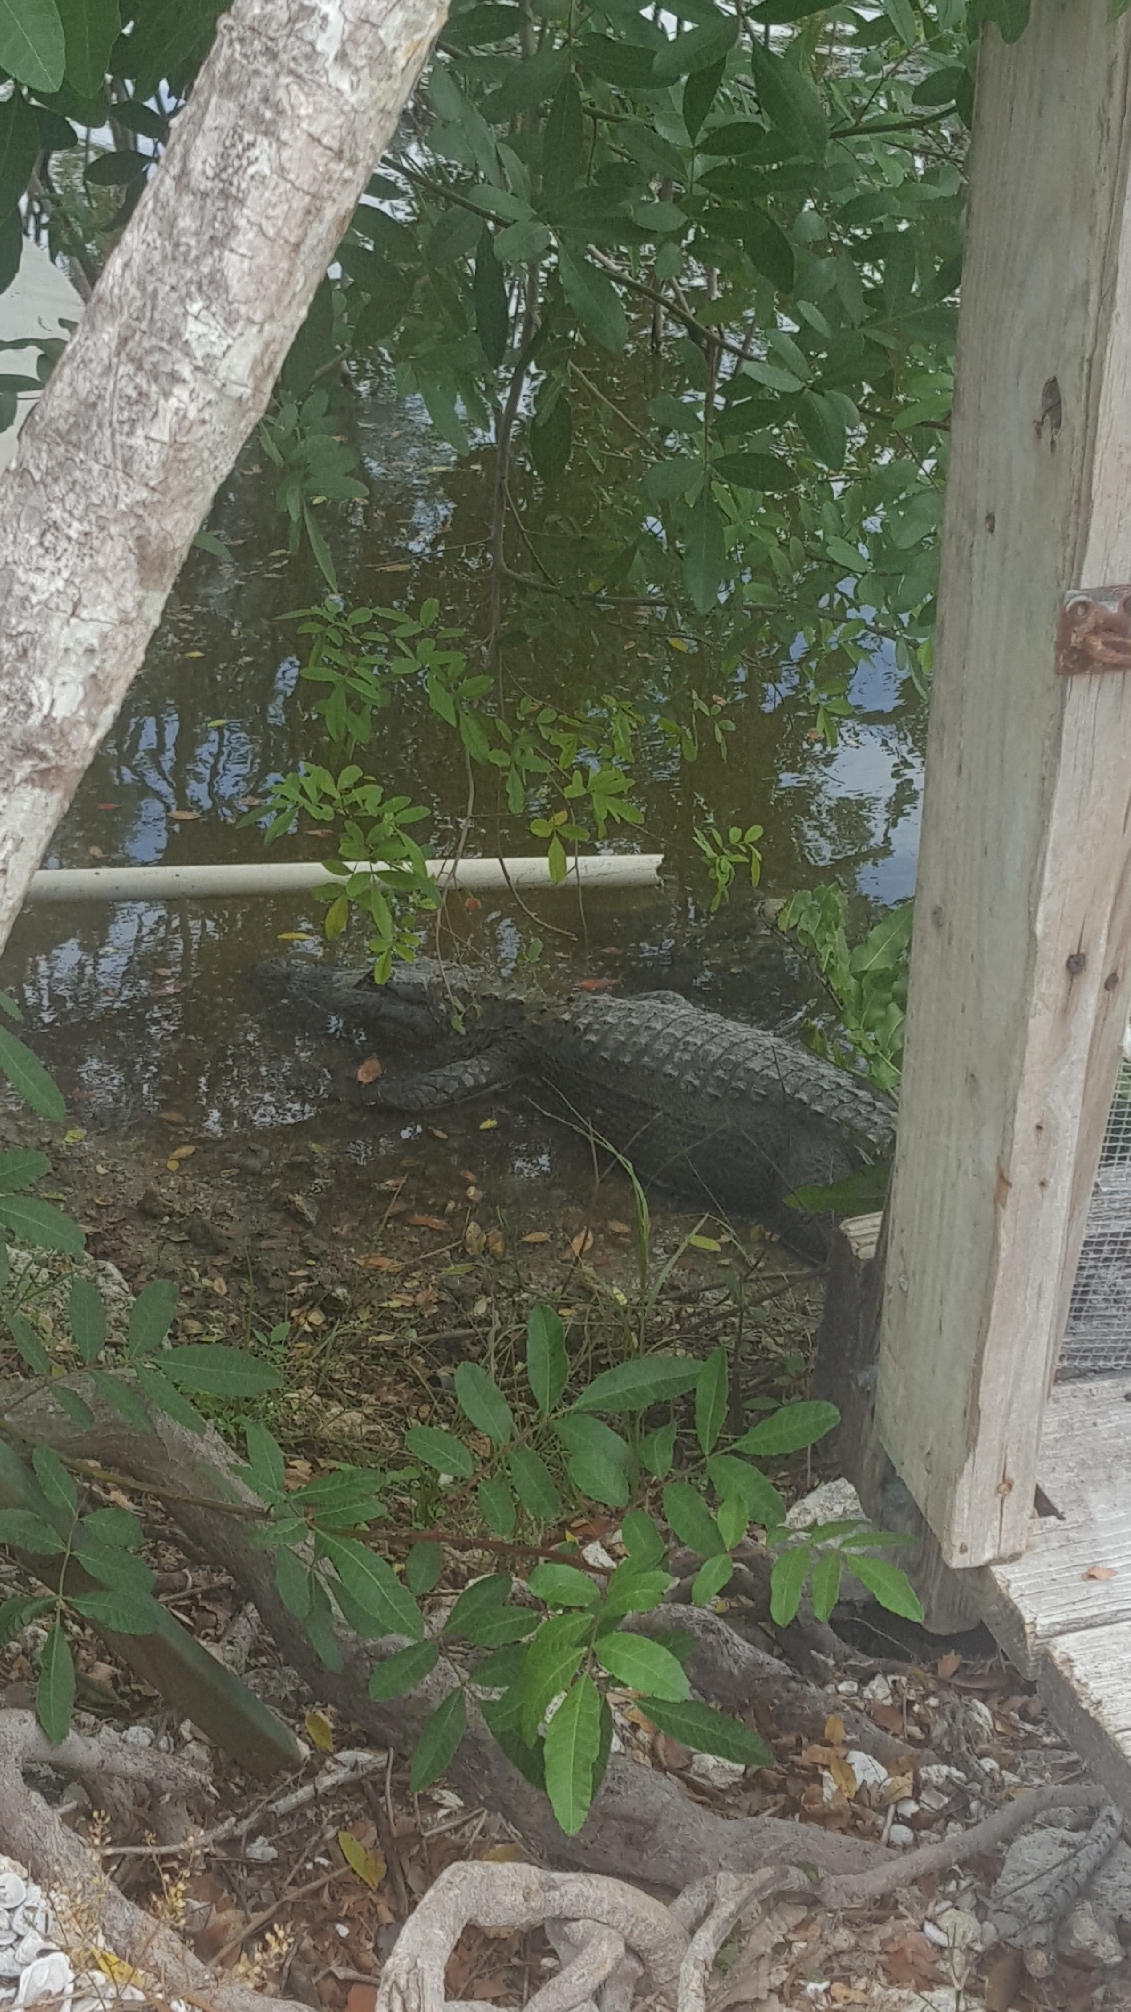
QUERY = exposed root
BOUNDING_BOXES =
[0,1710,309,2012]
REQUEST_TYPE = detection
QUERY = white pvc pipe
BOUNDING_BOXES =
[25,854,665,904]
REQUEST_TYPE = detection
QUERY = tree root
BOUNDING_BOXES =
[0,1709,309,2012]
[7,1382,895,1884]
[371,1786,1113,2012]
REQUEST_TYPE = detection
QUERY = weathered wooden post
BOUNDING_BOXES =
[874,0,1131,1570]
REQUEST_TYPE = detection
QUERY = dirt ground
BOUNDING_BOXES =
[1,1052,1130,2012]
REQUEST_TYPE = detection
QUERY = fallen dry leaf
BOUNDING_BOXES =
[479,1118,498,1131]
[169,809,201,821]
[87,845,106,859]
[356,1056,384,1084]
[569,1228,594,1257]
[168,1143,195,1163]
[465,1222,486,1257]
[521,1231,550,1245]
[577,976,620,991]
[305,1708,335,1753]
[430,1127,449,1140]
[1084,1563,1117,1581]
[355,1254,401,1272]
[937,1650,962,1678]
[338,1830,387,1890]
[983,1944,1024,2012]
[408,1214,449,1232]
[607,1220,631,1236]
[486,1229,506,1257]
[868,1702,906,1735]
[824,1713,846,1744]
[464,895,482,913]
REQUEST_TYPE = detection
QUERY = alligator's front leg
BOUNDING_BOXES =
[354,1044,525,1113]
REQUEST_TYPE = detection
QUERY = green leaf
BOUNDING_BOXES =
[79,1506,143,1551]
[410,1687,466,1790]
[595,1631,689,1700]
[406,1540,443,1594]
[0,1508,64,1554]
[572,1356,700,1414]
[692,1551,735,1604]
[163,1345,282,1398]
[879,0,917,42]
[57,0,119,95]
[368,1638,440,1700]
[88,1369,152,1430]
[454,1361,514,1444]
[750,42,827,159]
[555,1416,633,1508]
[0,1594,52,1645]
[517,1611,591,1740]
[695,1349,728,1456]
[739,208,795,292]
[786,1165,889,1216]
[274,1548,313,1621]
[638,1420,676,1478]
[796,389,847,470]
[705,1455,785,1527]
[320,1535,424,1639]
[845,1553,924,1621]
[304,1574,343,1672]
[0,0,64,91]
[809,1550,841,1622]
[769,1544,810,1625]
[682,56,725,141]
[558,248,627,353]
[84,148,147,186]
[506,1446,561,1523]
[541,74,582,211]
[133,1365,208,1434]
[0,93,41,218]
[444,1573,512,1640]
[128,1278,178,1358]
[655,17,736,85]
[54,1388,93,1429]
[639,1696,770,1767]
[621,1510,665,1566]
[5,1313,50,1376]
[72,1539,154,1597]
[405,1424,475,1479]
[527,1303,569,1412]
[543,1672,601,1834]
[244,1421,286,1501]
[0,1196,83,1254]
[531,389,572,484]
[734,1401,839,1457]
[602,1564,671,1617]
[69,1276,106,1365]
[472,1644,528,1691]
[714,451,794,492]
[31,1446,75,1518]
[662,1481,723,1557]
[683,488,725,614]
[37,1621,74,1744]
[477,1475,517,1537]
[527,1562,600,1609]
[68,1589,160,1635]
[473,232,508,368]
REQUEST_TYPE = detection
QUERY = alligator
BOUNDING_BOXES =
[252,956,896,1257]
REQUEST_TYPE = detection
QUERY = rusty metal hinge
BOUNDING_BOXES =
[1056,588,1131,676]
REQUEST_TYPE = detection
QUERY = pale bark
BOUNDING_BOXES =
[0,0,446,950]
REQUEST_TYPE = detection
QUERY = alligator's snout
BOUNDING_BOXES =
[249,954,439,1037]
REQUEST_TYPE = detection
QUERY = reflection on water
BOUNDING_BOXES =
[2,375,924,1167]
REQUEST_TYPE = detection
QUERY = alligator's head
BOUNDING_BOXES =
[249,955,447,1040]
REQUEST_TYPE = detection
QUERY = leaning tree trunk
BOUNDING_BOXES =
[0,0,445,952]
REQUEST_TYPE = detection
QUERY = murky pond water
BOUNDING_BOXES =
[0,377,924,1217]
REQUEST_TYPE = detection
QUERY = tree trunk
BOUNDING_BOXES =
[0,0,445,950]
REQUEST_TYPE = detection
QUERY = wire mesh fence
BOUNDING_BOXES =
[1061,1062,1131,1378]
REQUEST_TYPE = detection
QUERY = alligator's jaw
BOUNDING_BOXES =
[249,956,440,1038]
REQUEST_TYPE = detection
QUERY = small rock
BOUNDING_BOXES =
[862,1673,893,1705]
[1061,1900,1123,1966]
[15,1952,73,2008]
[888,1823,915,1847]
[687,1753,746,1791]
[786,1477,864,1530]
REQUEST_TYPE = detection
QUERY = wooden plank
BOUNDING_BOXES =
[812,1214,981,1634]
[973,1382,1131,1674]
[875,2,1131,1568]
[1039,1625,1131,1817]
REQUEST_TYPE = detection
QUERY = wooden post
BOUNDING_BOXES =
[875,1,1131,1569]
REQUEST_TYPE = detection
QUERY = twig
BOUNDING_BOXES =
[212,1868,346,1968]
[823,1781,1107,1909]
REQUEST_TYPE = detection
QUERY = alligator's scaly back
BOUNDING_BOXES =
[253,955,895,1255]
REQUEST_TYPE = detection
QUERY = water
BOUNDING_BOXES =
[0,376,924,1202]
